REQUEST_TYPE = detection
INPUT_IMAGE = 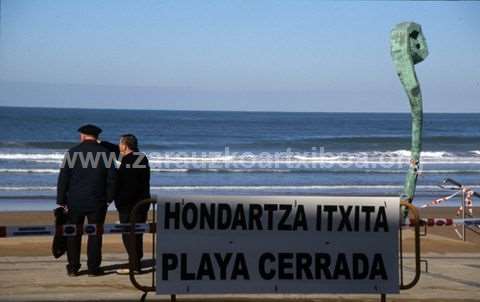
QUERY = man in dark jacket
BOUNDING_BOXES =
[57,124,116,276]
[100,134,150,273]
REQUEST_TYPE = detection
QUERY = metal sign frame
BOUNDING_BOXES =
[128,198,422,302]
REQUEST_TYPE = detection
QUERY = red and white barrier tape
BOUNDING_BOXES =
[420,191,460,208]
[457,188,474,216]
[0,223,155,238]
[1,219,480,238]
[421,187,475,217]
[404,218,480,227]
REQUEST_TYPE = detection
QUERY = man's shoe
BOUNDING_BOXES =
[66,266,79,277]
[67,270,79,277]
[116,268,130,275]
[116,268,141,275]
[87,268,104,277]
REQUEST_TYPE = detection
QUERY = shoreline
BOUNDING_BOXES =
[0,196,473,212]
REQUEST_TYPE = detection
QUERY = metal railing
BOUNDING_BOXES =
[128,198,164,302]
[399,200,421,290]
[129,198,422,302]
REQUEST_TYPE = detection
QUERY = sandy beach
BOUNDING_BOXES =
[1,207,479,256]
[0,207,479,301]
[1,207,479,252]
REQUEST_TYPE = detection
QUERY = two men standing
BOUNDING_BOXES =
[56,124,150,276]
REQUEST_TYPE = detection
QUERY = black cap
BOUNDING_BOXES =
[77,124,102,136]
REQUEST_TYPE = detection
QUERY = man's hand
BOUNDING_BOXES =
[58,204,68,213]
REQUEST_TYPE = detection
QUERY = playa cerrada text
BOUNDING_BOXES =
[161,252,388,281]
[163,202,389,232]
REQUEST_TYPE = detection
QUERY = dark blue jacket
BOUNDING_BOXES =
[57,140,117,211]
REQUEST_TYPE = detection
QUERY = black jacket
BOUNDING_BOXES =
[100,141,151,210]
[57,140,116,211]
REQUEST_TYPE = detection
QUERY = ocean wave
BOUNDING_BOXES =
[0,186,57,191]
[0,167,479,175]
[151,185,408,190]
[149,184,480,191]
[152,168,480,174]
[151,168,292,173]
[0,168,289,174]
[0,169,59,174]
[237,135,480,149]
[0,141,75,149]
[2,150,480,165]
[420,170,480,174]
[1,134,480,150]
[152,155,236,162]
[2,184,479,192]
[148,152,479,164]
[0,153,64,160]
[389,150,453,158]
[153,185,422,190]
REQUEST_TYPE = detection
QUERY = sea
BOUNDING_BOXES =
[1,106,479,211]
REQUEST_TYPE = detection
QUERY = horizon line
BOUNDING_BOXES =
[1,104,479,115]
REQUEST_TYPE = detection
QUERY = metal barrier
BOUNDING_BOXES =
[399,200,421,290]
[128,198,169,302]
[128,198,423,302]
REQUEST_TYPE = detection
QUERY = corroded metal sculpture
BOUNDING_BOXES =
[390,22,428,203]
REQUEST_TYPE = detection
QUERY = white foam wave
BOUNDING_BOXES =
[1,184,478,192]
[151,168,190,173]
[2,150,480,165]
[30,160,63,164]
[0,169,58,174]
[1,167,477,174]
[0,186,57,191]
[150,184,473,190]
[151,185,404,190]
[151,168,291,173]
[293,155,341,161]
[151,155,235,162]
[420,170,480,174]
[387,150,452,158]
[0,153,64,160]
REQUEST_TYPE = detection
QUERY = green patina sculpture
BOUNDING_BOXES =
[390,22,428,203]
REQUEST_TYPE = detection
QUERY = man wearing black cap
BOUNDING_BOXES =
[57,124,116,276]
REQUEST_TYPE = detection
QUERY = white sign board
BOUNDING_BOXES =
[156,196,399,294]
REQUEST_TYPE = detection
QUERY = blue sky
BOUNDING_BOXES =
[0,1,479,112]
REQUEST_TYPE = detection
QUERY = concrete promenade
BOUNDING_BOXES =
[1,253,479,302]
